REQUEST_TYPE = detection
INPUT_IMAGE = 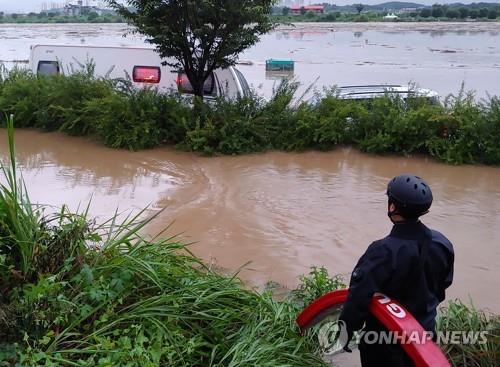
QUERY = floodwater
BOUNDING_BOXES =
[0,22,500,98]
[0,23,498,367]
[0,130,499,317]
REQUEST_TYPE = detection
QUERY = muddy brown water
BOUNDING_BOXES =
[1,129,499,315]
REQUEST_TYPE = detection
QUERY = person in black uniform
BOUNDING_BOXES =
[339,173,454,367]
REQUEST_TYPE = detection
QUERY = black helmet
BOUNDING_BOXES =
[387,174,433,218]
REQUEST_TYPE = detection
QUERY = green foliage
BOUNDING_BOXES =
[0,68,190,150]
[1,69,500,164]
[292,267,345,306]
[81,87,190,150]
[271,3,500,23]
[0,123,326,366]
[354,3,365,14]
[0,125,498,366]
[108,0,275,98]
[436,300,500,367]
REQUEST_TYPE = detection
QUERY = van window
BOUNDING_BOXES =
[37,61,60,76]
[133,66,161,83]
[176,72,216,96]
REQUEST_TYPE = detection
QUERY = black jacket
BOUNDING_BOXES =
[339,220,454,333]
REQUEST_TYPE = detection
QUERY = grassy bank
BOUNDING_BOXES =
[0,67,500,165]
[0,119,498,365]
[0,117,326,366]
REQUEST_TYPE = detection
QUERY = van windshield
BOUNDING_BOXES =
[234,69,250,97]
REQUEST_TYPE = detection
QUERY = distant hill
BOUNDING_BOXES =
[369,2,426,10]
[334,2,426,12]
[275,1,500,13]
[445,2,500,8]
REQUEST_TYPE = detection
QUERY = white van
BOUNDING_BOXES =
[29,44,251,100]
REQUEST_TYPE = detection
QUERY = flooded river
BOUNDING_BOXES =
[1,22,500,97]
[1,22,498,367]
[1,130,499,315]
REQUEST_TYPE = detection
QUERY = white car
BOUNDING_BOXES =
[337,84,440,104]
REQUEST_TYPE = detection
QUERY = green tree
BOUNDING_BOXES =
[445,9,460,19]
[305,10,316,19]
[108,0,275,99]
[420,8,431,18]
[282,6,290,16]
[324,13,336,21]
[488,9,498,19]
[88,11,99,21]
[300,6,306,15]
[458,7,469,19]
[11,13,18,19]
[469,9,479,19]
[354,3,364,14]
[431,5,444,18]
[479,8,489,18]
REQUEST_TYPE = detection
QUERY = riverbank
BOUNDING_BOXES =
[0,116,324,365]
[0,119,498,366]
[274,21,500,32]
[1,69,499,165]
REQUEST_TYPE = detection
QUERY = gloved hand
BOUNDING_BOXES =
[343,327,354,353]
[336,318,355,353]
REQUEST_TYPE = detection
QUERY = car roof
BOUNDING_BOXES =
[338,85,438,100]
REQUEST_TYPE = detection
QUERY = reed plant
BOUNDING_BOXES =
[0,118,326,366]
[0,118,498,365]
[436,299,500,367]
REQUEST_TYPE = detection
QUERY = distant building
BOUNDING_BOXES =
[383,13,399,20]
[290,5,325,15]
[40,1,108,16]
[63,4,104,16]
[397,8,418,14]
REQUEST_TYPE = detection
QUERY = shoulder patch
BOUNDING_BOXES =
[351,267,364,282]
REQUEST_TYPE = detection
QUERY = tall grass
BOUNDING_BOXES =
[1,68,500,164]
[436,300,500,367]
[0,101,499,365]
[0,118,326,366]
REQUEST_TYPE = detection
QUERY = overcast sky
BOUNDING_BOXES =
[1,0,500,13]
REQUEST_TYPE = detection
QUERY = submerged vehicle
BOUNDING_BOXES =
[29,44,251,100]
[338,84,440,104]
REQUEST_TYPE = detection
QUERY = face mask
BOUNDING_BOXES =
[387,201,395,221]
[387,200,405,223]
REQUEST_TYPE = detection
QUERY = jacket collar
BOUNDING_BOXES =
[390,220,429,239]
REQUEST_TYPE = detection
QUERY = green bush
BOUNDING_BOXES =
[0,119,326,366]
[1,69,500,164]
[291,266,345,306]
[436,300,500,367]
[0,119,498,366]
